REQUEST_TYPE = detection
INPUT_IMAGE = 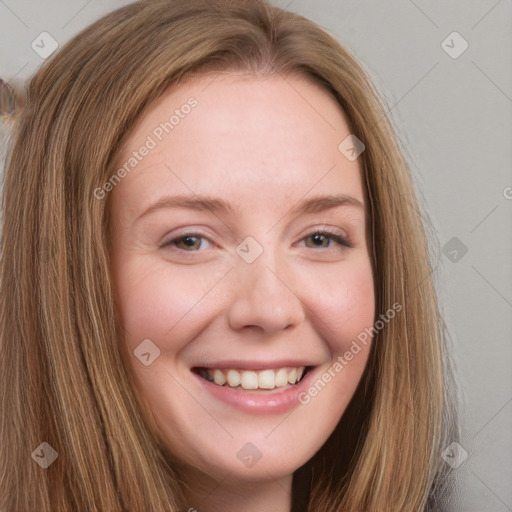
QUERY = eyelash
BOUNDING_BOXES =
[160,228,353,252]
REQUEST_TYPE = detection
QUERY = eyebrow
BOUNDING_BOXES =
[134,193,365,223]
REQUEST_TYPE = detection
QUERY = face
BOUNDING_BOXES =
[109,72,375,486]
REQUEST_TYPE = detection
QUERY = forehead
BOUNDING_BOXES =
[110,72,365,219]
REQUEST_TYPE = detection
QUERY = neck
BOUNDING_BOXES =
[181,467,294,512]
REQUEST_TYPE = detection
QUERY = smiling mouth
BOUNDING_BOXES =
[193,366,311,391]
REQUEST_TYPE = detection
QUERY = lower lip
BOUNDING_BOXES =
[192,368,317,415]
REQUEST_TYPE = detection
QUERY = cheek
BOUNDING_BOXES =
[114,252,375,356]
[294,259,375,428]
[302,257,376,353]
[112,259,228,352]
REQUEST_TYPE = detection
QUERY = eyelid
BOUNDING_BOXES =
[159,229,214,250]
[297,226,353,249]
[160,225,354,252]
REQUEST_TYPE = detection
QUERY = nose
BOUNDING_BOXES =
[227,251,306,334]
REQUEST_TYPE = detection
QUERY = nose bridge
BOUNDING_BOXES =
[227,239,305,332]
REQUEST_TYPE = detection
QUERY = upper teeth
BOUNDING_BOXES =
[201,367,306,390]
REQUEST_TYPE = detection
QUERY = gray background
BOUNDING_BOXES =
[1,1,511,510]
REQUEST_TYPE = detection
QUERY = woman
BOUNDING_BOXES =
[0,0,459,510]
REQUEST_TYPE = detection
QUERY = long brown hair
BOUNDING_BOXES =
[0,0,458,510]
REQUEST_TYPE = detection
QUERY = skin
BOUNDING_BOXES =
[110,71,375,512]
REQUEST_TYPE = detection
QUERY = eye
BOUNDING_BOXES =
[300,228,353,250]
[159,228,353,254]
[160,232,212,252]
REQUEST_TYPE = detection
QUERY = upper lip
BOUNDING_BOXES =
[192,360,317,371]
